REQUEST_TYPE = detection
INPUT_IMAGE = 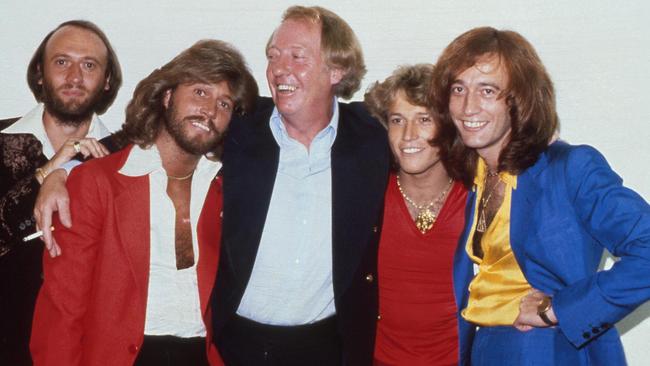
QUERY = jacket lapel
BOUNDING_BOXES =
[510,153,545,275]
[331,104,388,295]
[113,173,151,301]
[221,106,279,292]
[197,177,222,315]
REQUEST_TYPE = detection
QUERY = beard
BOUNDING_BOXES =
[164,99,224,156]
[41,78,105,127]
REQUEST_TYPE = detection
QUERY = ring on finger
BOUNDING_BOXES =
[73,141,81,153]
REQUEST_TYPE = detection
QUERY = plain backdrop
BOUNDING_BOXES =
[1,0,649,364]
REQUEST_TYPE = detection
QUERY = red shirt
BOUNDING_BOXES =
[374,174,467,366]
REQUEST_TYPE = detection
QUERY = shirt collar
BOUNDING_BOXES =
[118,143,222,180]
[3,103,111,159]
[474,157,518,190]
[269,97,339,148]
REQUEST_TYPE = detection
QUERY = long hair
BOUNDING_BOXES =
[115,39,258,148]
[430,27,558,182]
[272,5,366,99]
[27,20,122,115]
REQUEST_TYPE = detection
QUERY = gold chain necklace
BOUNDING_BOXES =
[476,171,500,233]
[166,170,195,181]
[396,175,453,234]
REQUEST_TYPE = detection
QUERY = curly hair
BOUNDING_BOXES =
[114,39,258,149]
[27,20,122,115]
[270,5,366,99]
[364,64,471,183]
[364,64,434,128]
[430,27,558,181]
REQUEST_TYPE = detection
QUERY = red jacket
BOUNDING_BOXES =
[31,146,223,365]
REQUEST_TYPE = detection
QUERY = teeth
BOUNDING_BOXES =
[277,84,296,92]
[463,120,487,128]
[192,121,210,132]
[402,147,423,154]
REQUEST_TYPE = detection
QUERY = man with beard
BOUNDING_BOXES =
[30,39,258,366]
[0,20,120,365]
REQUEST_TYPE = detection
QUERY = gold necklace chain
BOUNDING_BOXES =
[396,175,453,234]
[476,172,501,233]
[167,170,195,181]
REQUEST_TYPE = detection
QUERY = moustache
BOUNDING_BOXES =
[57,84,88,93]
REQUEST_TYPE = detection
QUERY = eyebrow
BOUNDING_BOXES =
[49,53,104,66]
[451,79,502,91]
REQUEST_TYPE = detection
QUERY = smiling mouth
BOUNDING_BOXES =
[191,121,211,132]
[463,120,488,128]
[277,84,297,92]
[401,147,424,154]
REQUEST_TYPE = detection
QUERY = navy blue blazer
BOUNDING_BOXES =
[211,97,390,365]
[453,141,650,365]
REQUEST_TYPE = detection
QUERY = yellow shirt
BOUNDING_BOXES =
[461,159,532,326]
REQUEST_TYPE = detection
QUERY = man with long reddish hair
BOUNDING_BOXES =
[431,27,650,365]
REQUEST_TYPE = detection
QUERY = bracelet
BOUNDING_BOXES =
[35,167,49,182]
[537,296,557,326]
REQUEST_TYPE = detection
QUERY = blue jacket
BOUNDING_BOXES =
[453,141,650,365]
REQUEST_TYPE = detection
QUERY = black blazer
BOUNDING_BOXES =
[212,97,389,365]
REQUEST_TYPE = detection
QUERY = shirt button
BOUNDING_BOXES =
[377,314,382,320]
[365,274,374,283]
[372,226,378,233]
[128,344,139,354]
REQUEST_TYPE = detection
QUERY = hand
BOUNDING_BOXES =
[37,138,109,182]
[513,289,558,332]
[34,169,70,257]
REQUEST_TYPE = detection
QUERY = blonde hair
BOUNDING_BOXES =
[275,6,366,99]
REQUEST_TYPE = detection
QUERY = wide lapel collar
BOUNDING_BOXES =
[453,189,476,311]
[510,152,546,273]
[197,177,222,315]
[221,103,279,288]
[331,103,388,296]
[113,159,151,301]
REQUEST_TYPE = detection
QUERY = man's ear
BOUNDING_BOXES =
[103,74,111,91]
[37,64,43,86]
[329,68,344,85]
[163,89,172,109]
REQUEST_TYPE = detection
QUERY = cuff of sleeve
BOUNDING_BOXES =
[61,160,82,175]
[553,275,628,347]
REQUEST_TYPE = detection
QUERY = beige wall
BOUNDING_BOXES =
[1,0,649,363]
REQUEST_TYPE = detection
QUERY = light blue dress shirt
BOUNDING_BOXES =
[237,99,339,325]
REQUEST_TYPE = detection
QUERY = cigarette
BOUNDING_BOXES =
[23,227,55,242]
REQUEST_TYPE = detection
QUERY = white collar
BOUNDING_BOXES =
[118,143,222,180]
[2,103,111,159]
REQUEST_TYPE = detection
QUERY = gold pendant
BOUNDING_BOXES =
[476,209,487,233]
[415,208,436,234]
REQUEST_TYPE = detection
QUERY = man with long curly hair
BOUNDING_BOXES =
[30,39,257,366]
[431,27,650,365]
